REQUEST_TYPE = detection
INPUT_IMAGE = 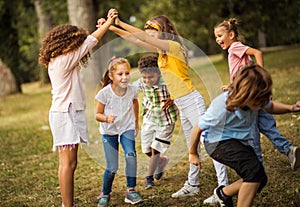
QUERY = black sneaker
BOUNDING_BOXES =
[213,185,234,207]
[124,189,143,204]
[145,176,155,189]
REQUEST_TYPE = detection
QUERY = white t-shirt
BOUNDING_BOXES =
[95,84,138,135]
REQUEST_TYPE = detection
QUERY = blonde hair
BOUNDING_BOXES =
[215,18,244,42]
[101,57,131,88]
[226,63,272,111]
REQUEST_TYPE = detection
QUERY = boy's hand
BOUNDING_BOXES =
[189,153,201,169]
[161,98,174,110]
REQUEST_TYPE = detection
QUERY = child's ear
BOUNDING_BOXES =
[229,31,235,40]
[108,72,113,80]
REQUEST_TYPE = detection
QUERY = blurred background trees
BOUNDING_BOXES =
[0,0,299,95]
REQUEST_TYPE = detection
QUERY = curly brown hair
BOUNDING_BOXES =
[38,24,89,68]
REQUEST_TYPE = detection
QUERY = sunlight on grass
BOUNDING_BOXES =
[1,46,300,207]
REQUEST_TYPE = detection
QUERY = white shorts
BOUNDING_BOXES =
[141,118,175,154]
[49,104,89,151]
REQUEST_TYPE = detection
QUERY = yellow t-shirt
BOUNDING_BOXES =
[158,40,194,99]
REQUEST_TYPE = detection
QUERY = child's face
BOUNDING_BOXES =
[214,27,234,50]
[145,29,161,39]
[109,63,131,89]
[141,72,160,88]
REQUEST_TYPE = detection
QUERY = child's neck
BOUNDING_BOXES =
[111,85,127,96]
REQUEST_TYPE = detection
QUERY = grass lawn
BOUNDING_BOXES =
[0,45,299,206]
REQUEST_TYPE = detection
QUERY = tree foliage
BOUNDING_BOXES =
[0,0,299,92]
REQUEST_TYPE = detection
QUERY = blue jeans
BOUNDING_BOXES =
[101,130,137,195]
[258,110,291,155]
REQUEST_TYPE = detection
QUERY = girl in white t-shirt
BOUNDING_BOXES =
[95,57,143,206]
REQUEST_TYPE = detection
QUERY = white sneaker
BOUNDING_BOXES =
[171,181,199,198]
[288,146,300,170]
[203,194,219,205]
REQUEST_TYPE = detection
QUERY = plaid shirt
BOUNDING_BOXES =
[138,76,178,126]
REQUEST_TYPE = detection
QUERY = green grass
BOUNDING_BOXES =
[1,45,300,206]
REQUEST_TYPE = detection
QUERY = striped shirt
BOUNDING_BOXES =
[138,76,178,126]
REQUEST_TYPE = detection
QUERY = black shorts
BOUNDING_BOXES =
[205,139,267,192]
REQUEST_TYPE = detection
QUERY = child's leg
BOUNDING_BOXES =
[209,139,267,206]
[120,130,137,188]
[213,159,228,186]
[258,110,291,155]
[58,145,78,207]
[101,134,119,195]
[237,182,260,207]
[147,149,161,176]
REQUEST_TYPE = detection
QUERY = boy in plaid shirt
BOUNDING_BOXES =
[136,54,178,189]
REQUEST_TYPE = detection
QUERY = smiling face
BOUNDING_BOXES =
[214,26,235,50]
[141,71,160,88]
[109,63,131,89]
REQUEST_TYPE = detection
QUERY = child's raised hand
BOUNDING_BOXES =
[96,18,106,28]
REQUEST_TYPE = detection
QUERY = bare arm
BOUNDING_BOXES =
[133,98,139,136]
[245,47,264,67]
[109,25,157,52]
[116,18,170,51]
[91,10,117,41]
[266,100,300,114]
[189,125,203,168]
[107,8,170,52]
[95,102,115,123]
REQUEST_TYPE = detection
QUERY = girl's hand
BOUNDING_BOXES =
[96,18,106,28]
[106,114,116,124]
[189,153,201,169]
[107,8,120,25]
[106,9,118,25]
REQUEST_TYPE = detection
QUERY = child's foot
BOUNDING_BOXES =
[97,194,110,207]
[214,185,234,207]
[154,156,169,180]
[145,176,155,189]
[288,146,300,170]
[203,193,219,205]
[124,189,143,204]
[171,181,199,198]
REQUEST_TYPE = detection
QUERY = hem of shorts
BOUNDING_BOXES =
[52,140,88,152]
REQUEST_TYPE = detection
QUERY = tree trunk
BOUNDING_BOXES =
[0,59,18,96]
[67,0,110,88]
[34,0,52,86]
